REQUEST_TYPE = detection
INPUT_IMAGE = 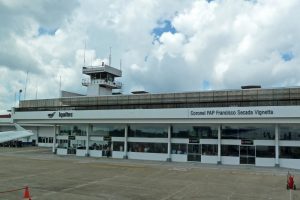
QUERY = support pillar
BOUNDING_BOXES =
[86,124,91,157]
[217,125,221,165]
[275,124,279,167]
[123,125,128,159]
[53,125,57,154]
[166,125,171,162]
[36,127,39,147]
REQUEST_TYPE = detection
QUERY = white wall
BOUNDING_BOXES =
[76,149,87,157]
[38,126,53,136]
[38,143,53,147]
[57,148,67,155]
[256,158,275,167]
[221,156,240,165]
[200,139,218,144]
[171,154,187,162]
[280,159,300,169]
[112,151,125,159]
[202,155,218,164]
[128,152,168,161]
[254,140,275,146]
[279,141,300,147]
[221,140,241,145]
[128,137,168,143]
[89,150,103,157]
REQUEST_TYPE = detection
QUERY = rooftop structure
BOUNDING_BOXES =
[82,62,122,96]
[16,87,300,111]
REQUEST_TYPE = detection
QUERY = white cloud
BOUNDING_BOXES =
[1,0,300,110]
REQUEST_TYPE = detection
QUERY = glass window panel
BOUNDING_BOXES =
[256,146,275,158]
[221,125,238,139]
[128,142,167,153]
[221,145,239,157]
[240,146,247,156]
[280,125,300,140]
[248,146,255,157]
[113,142,124,151]
[240,157,247,164]
[202,144,218,155]
[128,125,167,138]
[92,125,125,137]
[222,125,274,140]
[188,154,201,161]
[73,125,87,136]
[171,143,187,154]
[59,125,72,136]
[76,140,86,149]
[280,147,300,159]
[172,125,218,139]
[188,144,201,154]
[248,157,255,164]
[89,141,105,150]
[57,139,68,148]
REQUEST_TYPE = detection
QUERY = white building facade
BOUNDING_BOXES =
[9,100,300,169]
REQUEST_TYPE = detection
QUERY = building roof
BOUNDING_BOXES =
[16,87,300,112]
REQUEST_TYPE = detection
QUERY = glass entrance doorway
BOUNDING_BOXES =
[240,146,255,164]
[188,144,201,161]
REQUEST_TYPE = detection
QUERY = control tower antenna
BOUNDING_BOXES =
[109,47,112,66]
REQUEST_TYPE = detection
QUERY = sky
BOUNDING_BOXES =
[1,0,300,111]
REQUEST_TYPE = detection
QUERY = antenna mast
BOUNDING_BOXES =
[24,71,29,100]
[59,75,61,98]
[109,47,112,66]
[83,41,86,67]
[120,59,122,70]
[35,85,38,99]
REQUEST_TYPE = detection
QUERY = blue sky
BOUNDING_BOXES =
[152,20,177,43]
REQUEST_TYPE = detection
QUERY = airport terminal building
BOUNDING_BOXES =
[1,63,300,169]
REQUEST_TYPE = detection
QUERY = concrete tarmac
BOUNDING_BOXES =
[0,147,299,200]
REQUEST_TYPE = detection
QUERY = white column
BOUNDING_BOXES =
[52,125,57,154]
[167,125,171,162]
[86,124,90,157]
[123,125,128,159]
[275,124,279,167]
[217,125,221,164]
[36,127,39,146]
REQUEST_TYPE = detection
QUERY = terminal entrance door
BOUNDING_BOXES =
[67,139,77,155]
[240,145,255,165]
[187,144,201,162]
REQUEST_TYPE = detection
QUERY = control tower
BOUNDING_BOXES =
[82,62,122,96]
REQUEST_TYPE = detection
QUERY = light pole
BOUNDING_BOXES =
[18,89,22,107]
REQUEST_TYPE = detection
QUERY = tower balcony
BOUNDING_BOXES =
[82,78,122,89]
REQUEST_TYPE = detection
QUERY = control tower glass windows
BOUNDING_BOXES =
[107,74,114,82]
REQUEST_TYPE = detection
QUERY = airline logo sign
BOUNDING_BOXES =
[47,112,73,119]
[48,112,56,118]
